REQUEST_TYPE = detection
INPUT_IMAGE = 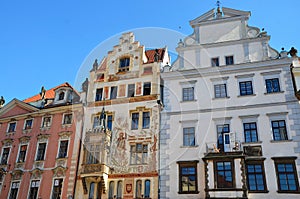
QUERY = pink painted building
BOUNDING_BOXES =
[0,83,83,199]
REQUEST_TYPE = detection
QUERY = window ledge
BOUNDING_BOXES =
[270,139,293,143]
[180,100,197,103]
[180,145,199,148]
[277,190,300,194]
[264,91,284,95]
[237,94,256,98]
[62,124,72,128]
[248,190,269,193]
[178,191,199,194]
[213,96,230,100]
[241,141,262,145]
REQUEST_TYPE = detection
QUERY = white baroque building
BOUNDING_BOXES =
[160,6,300,199]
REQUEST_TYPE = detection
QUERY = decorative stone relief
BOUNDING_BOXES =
[52,166,67,178]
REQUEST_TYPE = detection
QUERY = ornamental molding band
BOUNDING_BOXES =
[30,168,43,180]
[37,133,50,142]
[1,138,13,146]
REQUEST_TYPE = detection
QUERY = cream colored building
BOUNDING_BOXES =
[75,32,169,199]
[160,6,300,199]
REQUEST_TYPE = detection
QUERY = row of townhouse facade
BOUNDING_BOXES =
[0,5,300,199]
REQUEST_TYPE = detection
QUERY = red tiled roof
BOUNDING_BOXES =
[23,82,71,103]
[145,48,165,64]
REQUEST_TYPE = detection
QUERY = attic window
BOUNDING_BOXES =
[119,58,130,72]
[97,74,104,81]
[58,92,65,101]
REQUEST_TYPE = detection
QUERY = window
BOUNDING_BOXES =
[108,181,114,199]
[178,161,198,194]
[93,116,101,129]
[51,179,63,199]
[214,84,227,98]
[17,145,27,163]
[24,119,33,130]
[63,113,72,125]
[143,82,151,96]
[1,147,10,165]
[244,122,258,143]
[119,57,130,72]
[95,88,103,101]
[42,116,51,128]
[130,144,148,165]
[183,127,195,146]
[266,78,280,93]
[131,113,139,130]
[136,180,142,198]
[89,182,95,199]
[216,161,234,188]
[127,84,135,97]
[58,140,68,158]
[273,158,300,192]
[272,120,288,141]
[142,112,150,129]
[117,181,123,199]
[217,124,230,152]
[58,92,65,100]
[182,87,194,101]
[110,86,117,99]
[211,57,220,67]
[107,115,113,131]
[239,81,253,96]
[9,181,20,199]
[246,161,267,192]
[36,143,46,161]
[86,144,100,164]
[8,122,16,132]
[225,56,234,65]
[144,180,151,198]
[28,180,40,199]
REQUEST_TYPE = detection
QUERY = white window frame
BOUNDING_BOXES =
[62,113,73,125]
[180,80,197,102]
[210,77,229,99]
[260,70,283,94]
[179,120,198,147]
[57,139,70,159]
[17,144,29,163]
[51,178,64,199]
[0,146,11,165]
[235,73,255,97]
[8,181,20,199]
[239,114,260,143]
[266,112,291,142]
[35,142,48,161]
[27,179,40,199]
[7,121,17,133]
[23,118,34,130]
[41,115,52,128]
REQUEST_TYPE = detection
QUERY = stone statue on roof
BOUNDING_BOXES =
[288,47,298,58]
[154,49,160,62]
[93,59,98,71]
[82,78,89,92]
[0,96,5,108]
[40,86,46,100]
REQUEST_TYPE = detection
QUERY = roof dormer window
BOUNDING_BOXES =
[58,92,65,101]
[119,57,130,72]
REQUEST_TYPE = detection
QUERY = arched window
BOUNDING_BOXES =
[144,180,150,198]
[116,181,123,199]
[88,182,95,199]
[108,181,115,199]
[135,180,142,198]
[58,92,65,100]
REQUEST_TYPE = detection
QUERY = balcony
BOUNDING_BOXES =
[81,163,110,175]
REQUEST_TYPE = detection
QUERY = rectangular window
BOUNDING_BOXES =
[119,58,130,72]
[95,88,103,101]
[239,81,253,96]
[93,116,100,129]
[36,143,46,161]
[266,78,280,93]
[63,113,72,125]
[17,145,27,163]
[1,147,10,165]
[217,124,230,152]
[225,56,234,65]
[131,113,139,130]
[274,159,300,192]
[246,162,267,192]
[28,180,40,199]
[9,181,20,199]
[8,122,16,132]
[107,115,113,131]
[127,84,135,97]
[243,122,258,143]
[142,112,150,129]
[58,140,69,158]
[216,161,234,188]
[86,144,100,164]
[183,127,195,146]
[272,120,288,141]
[130,144,148,164]
[211,57,220,67]
[182,87,194,101]
[51,179,63,199]
[143,82,151,96]
[214,84,227,98]
[110,86,118,99]
[42,116,51,128]
[24,119,33,130]
[178,161,198,194]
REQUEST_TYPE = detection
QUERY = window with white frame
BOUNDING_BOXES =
[183,127,195,146]
[9,181,20,199]
[267,112,289,141]
[24,119,33,130]
[7,121,16,133]
[17,145,28,163]
[62,113,72,125]
[211,77,229,99]
[86,144,100,164]
[235,73,255,96]
[58,140,69,158]
[28,180,40,199]
[41,116,51,128]
[261,70,282,94]
[108,181,115,199]
[36,143,47,161]
[180,80,197,102]
[239,114,260,143]
[51,179,63,199]
[1,147,10,165]
[130,143,148,165]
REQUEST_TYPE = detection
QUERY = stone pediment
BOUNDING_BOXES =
[0,99,39,119]
[190,7,251,26]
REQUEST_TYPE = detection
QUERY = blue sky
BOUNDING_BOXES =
[0,0,299,103]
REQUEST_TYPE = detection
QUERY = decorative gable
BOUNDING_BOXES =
[0,99,38,119]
